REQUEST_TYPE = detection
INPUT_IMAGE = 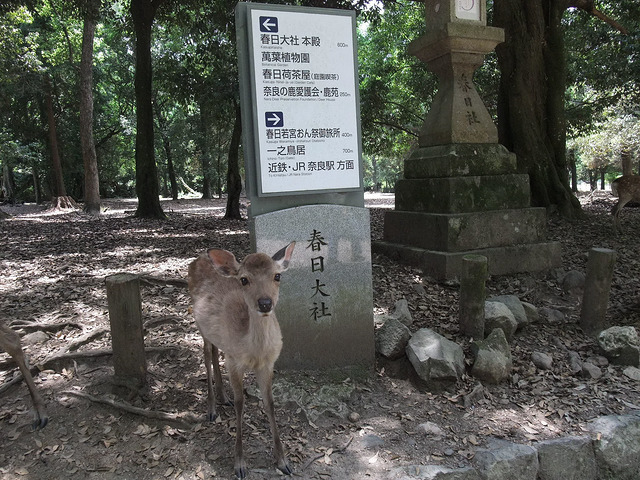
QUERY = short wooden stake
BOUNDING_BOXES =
[105,274,147,393]
[459,254,488,339]
[580,248,617,336]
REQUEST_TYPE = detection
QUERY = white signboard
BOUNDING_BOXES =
[247,7,362,196]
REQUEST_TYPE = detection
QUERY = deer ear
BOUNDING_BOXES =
[206,249,241,277]
[272,242,296,271]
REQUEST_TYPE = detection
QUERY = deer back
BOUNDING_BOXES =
[613,175,640,203]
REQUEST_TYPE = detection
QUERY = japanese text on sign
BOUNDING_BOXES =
[307,229,331,322]
[249,8,361,195]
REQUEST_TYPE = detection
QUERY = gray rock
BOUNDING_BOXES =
[484,301,518,342]
[539,307,565,323]
[588,414,640,479]
[391,465,481,480]
[473,438,538,480]
[376,317,412,360]
[521,302,540,324]
[471,328,513,384]
[623,366,640,381]
[390,298,413,326]
[585,355,609,367]
[488,295,529,328]
[22,331,49,346]
[535,436,596,480]
[531,352,553,370]
[417,421,445,438]
[568,351,583,375]
[597,326,640,366]
[561,270,585,295]
[406,328,465,390]
[582,362,602,380]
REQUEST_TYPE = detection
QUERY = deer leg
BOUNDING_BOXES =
[228,365,247,479]
[613,198,630,234]
[203,339,218,421]
[0,325,48,430]
[256,366,291,475]
[14,348,48,430]
[212,345,232,407]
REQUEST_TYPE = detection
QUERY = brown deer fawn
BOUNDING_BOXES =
[0,321,48,429]
[188,242,295,479]
[612,175,640,233]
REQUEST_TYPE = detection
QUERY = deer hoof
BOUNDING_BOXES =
[234,462,247,479]
[206,411,218,422]
[32,415,49,430]
[278,461,293,476]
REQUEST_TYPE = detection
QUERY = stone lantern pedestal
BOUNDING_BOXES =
[373,8,560,281]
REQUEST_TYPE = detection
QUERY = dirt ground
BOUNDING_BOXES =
[1,192,640,480]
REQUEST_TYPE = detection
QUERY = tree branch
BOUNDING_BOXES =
[570,1,629,34]
[371,120,418,137]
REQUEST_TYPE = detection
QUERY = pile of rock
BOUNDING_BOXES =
[388,413,640,480]
[374,295,640,391]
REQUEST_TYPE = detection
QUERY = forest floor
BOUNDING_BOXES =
[1,191,640,480]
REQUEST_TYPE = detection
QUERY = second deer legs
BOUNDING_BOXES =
[204,340,231,421]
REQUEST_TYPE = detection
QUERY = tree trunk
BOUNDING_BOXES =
[568,149,577,192]
[494,0,581,218]
[154,105,178,200]
[44,76,67,198]
[80,0,101,215]
[621,149,633,176]
[198,104,212,199]
[224,102,243,220]
[32,161,42,204]
[2,161,16,203]
[131,0,166,219]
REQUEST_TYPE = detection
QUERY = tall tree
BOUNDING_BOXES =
[131,0,166,219]
[224,101,242,220]
[79,0,101,215]
[44,74,76,209]
[493,0,627,217]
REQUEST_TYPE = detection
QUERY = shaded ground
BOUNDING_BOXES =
[1,191,639,479]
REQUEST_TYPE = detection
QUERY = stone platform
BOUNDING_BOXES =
[376,144,561,281]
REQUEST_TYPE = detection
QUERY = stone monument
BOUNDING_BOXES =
[373,0,561,280]
[236,3,375,371]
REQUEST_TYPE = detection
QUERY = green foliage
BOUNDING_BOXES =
[1,0,639,202]
[357,3,431,189]
[561,1,640,184]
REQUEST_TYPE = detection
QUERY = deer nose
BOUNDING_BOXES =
[258,297,273,313]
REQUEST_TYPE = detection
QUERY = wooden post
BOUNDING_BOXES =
[459,254,488,339]
[105,274,147,393]
[580,248,617,336]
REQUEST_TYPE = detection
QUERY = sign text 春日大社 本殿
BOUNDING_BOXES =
[246,6,362,196]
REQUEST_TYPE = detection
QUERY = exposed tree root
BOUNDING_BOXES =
[0,347,176,394]
[50,196,79,210]
[10,320,83,333]
[62,390,199,429]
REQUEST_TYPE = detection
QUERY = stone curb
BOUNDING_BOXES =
[389,412,640,480]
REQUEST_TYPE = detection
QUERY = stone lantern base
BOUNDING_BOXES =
[372,144,561,281]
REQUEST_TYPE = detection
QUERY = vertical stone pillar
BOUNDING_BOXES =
[459,254,488,338]
[580,248,617,336]
[105,274,147,393]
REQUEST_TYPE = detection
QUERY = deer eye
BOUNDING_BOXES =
[240,277,249,286]
[274,273,281,282]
